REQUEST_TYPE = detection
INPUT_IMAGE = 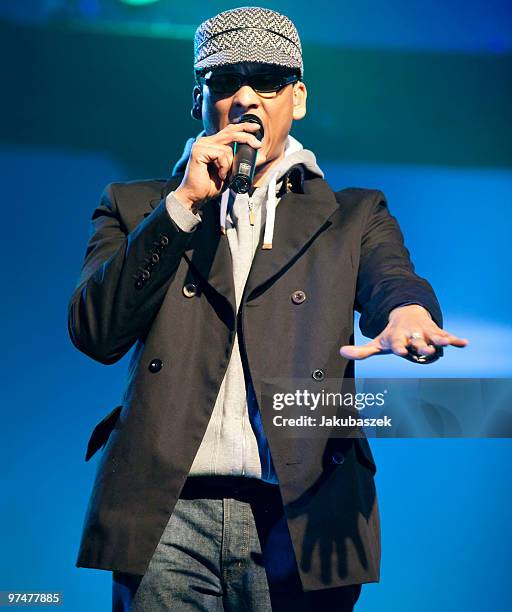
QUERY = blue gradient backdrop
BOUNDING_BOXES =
[1,1,511,610]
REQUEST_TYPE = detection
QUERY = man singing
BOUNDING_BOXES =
[68,6,468,611]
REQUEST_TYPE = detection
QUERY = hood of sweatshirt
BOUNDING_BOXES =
[172,130,324,249]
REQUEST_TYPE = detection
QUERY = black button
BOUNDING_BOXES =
[159,234,169,247]
[151,252,160,264]
[291,290,306,304]
[148,358,163,373]
[134,279,144,290]
[312,368,325,381]
[141,269,150,280]
[182,283,197,298]
[332,451,345,465]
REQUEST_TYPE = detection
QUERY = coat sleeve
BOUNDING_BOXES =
[355,190,443,340]
[67,182,196,364]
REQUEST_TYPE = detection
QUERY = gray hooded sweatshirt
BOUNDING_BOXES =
[165,133,324,484]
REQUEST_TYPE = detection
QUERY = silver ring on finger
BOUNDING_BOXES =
[408,331,423,341]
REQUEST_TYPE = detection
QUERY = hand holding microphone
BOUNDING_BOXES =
[174,116,266,212]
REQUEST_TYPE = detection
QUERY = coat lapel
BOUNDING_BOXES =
[243,176,340,301]
[148,174,339,312]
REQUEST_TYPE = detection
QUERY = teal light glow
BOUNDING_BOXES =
[120,0,160,6]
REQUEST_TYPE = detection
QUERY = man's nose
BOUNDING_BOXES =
[231,84,261,109]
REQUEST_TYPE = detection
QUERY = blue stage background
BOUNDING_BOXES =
[1,1,511,610]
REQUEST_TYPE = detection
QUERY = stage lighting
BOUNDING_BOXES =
[120,0,160,6]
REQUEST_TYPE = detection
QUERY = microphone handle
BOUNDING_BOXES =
[229,142,259,194]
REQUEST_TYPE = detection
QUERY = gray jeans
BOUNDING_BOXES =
[112,476,362,611]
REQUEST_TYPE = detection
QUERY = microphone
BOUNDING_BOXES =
[229,114,265,194]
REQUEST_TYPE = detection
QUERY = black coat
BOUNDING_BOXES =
[68,166,443,591]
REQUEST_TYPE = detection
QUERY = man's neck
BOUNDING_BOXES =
[253,149,286,188]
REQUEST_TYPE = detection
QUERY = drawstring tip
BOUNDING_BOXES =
[262,243,273,250]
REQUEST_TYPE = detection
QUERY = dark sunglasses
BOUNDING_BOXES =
[198,71,300,96]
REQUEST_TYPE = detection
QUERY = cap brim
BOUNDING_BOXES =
[194,47,302,77]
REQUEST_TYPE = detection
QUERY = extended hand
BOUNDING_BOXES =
[339,304,469,361]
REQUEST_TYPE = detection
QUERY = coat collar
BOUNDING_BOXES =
[149,168,339,317]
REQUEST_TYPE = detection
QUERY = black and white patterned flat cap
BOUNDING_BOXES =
[194,6,303,79]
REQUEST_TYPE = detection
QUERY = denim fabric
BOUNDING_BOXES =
[112,477,362,611]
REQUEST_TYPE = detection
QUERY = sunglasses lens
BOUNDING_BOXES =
[203,71,296,95]
[250,74,284,92]
[205,74,241,94]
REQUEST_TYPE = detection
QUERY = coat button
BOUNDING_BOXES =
[141,269,151,280]
[159,234,169,247]
[312,368,325,381]
[134,279,144,290]
[291,290,306,304]
[183,283,197,298]
[332,451,345,465]
[150,252,160,264]
[148,358,163,373]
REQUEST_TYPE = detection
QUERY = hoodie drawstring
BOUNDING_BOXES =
[220,187,231,235]
[220,135,304,249]
[262,171,278,249]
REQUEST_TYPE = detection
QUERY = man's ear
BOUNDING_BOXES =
[191,85,203,121]
[292,81,307,121]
